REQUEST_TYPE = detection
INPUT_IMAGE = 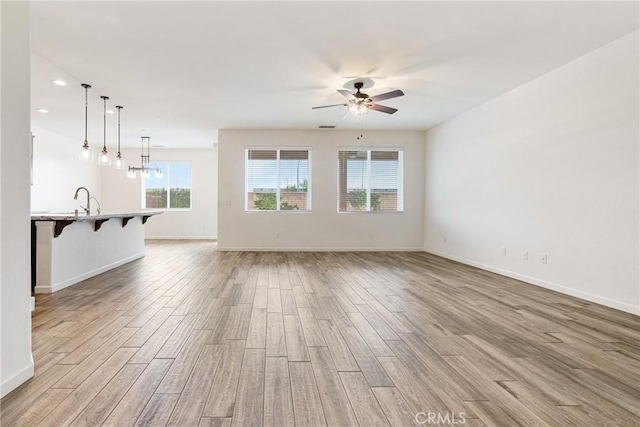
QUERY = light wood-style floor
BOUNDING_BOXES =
[2,240,639,426]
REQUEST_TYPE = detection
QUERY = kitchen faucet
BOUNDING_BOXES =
[74,187,90,215]
[90,196,101,215]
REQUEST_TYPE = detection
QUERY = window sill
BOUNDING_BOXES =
[337,211,405,214]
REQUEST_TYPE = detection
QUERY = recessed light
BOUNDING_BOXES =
[52,79,67,86]
[36,109,49,113]
[106,109,115,114]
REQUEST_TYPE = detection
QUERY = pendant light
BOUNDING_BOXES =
[128,136,162,179]
[114,106,124,169]
[98,95,111,166]
[79,83,93,161]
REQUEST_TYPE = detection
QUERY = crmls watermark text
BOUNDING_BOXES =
[415,412,467,425]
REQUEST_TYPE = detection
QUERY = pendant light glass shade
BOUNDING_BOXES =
[349,103,369,116]
[114,155,124,169]
[114,106,124,169]
[98,96,111,166]
[98,148,111,166]
[79,84,94,161]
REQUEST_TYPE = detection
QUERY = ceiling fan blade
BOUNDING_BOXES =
[368,103,398,114]
[312,103,347,109]
[337,89,356,100]
[368,89,404,102]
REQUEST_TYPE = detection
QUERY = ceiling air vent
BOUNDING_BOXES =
[318,125,336,129]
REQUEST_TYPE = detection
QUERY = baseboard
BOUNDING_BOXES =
[34,252,145,294]
[217,246,424,252]
[424,248,639,315]
[145,236,217,240]
[30,296,35,312]
[1,357,34,398]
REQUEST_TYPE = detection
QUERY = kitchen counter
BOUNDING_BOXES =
[31,211,162,293]
[31,211,162,237]
[31,211,163,221]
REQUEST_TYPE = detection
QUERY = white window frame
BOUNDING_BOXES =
[337,148,404,213]
[142,161,192,211]
[245,148,312,212]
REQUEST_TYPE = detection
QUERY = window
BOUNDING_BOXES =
[338,149,403,212]
[245,149,310,211]
[143,162,192,209]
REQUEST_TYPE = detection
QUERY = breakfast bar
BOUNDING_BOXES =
[31,211,162,293]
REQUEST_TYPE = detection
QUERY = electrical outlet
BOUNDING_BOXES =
[523,250,528,260]
[541,254,548,264]
[443,236,447,243]
[501,247,507,256]
[275,232,280,239]
[369,233,374,239]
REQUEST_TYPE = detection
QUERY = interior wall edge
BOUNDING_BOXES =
[0,0,34,398]
[0,359,34,399]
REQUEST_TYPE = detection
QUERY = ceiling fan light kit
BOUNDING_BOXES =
[313,81,404,139]
[312,81,404,116]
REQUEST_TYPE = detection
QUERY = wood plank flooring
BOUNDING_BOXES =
[2,240,639,426]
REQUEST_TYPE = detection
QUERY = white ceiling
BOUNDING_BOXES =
[30,1,639,149]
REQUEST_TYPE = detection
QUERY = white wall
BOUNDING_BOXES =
[101,148,218,239]
[424,31,640,315]
[31,126,102,213]
[218,130,425,251]
[0,1,34,397]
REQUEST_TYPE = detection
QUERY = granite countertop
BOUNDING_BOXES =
[31,211,163,221]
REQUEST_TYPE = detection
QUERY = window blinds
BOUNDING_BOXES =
[246,149,310,211]
[337,149,403,212]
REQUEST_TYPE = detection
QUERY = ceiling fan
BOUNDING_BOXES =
[312,82,404,115]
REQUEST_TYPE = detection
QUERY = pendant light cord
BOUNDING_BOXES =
[100,95,109,151]
[116,106,122,155]
[85,88,89,142]
[81,84,91,143]
[103,98,107,149]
